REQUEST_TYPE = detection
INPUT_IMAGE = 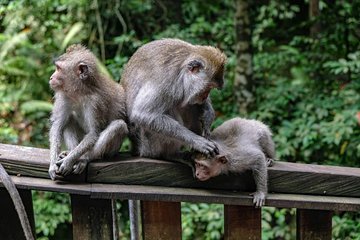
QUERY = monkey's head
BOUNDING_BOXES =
[181,46,227,105]
[49,44,98,94]
[193,153,228,181]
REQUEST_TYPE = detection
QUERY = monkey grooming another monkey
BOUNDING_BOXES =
[48,44,128,180]
[121,38,227,159]
[193,117,275,207]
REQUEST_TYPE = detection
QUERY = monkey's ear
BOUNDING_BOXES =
[187,60,203,73]
[216,155,228,164]
[77,62,89,80]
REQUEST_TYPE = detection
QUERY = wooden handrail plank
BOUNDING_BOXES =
[1,143,360,197]
[1,175,91,195]
[90,184,360,212]
[0,176,360,211]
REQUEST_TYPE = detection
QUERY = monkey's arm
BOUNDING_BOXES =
[56,107,100,176]
[132,108,218,156]
[200,98,215,139]
[56,130,98,176]
[49,99,71,180]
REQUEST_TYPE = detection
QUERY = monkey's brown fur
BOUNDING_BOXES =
[48,44,128,180]
[121,38,227,159]
[193,117,275,207]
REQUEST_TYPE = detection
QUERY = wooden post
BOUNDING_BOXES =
[141,201,181,240]
[0,189,35,240]
[224,205,261,240]
[297,209,333,240]
[71,194,114,240]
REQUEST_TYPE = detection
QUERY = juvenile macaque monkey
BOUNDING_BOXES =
[121,38,227,158]
[193,117,275,207]
[48,44,128,180]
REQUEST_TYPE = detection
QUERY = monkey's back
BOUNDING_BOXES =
[121,39,193,110]
[211,117,275,158]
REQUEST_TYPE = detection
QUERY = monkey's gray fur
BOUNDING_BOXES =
[121,38,227,159]
[48,44,128,180]
[193,117,275,207]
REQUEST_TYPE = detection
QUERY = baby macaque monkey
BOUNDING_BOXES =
[48,44,128,180]
[193,117,275,207]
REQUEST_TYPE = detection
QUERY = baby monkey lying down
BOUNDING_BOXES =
[193,117,275,207]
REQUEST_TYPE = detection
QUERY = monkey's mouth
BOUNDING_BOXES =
[199,89,211,102]
[196,175,210,181]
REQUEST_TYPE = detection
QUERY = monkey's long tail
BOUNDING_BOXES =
[0,163,35,240]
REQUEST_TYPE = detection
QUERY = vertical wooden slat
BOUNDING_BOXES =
[71,194,114,240]
[141,201,181,240]
[224,205,261,240]
[0,189,35,240]
[296,209,333,240]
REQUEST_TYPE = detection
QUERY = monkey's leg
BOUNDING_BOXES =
[133,111,218,156]
[49,119,67,180]
[72,119,128,174]
[251,153,268,208]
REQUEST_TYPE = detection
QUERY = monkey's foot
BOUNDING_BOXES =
[58,151,69,160]
[48,164,61,181]
[72,160,88,175]
[266,158,274,167]
[251,191,266,208]
[56,157,77,176]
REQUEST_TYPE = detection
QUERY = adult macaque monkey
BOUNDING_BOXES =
[121,38,227,158]
[48,44,128,180]
[193,118,275,207]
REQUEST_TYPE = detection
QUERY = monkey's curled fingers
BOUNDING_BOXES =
[251,191,266,208]
[56,157,76,176]
[72,160,88,175]
[192,137,219,157]
[48,164,60,181]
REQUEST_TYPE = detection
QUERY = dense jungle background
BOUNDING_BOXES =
[0,0,359,239]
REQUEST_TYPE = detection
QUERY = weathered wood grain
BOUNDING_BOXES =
[1,143,360,198]
[224,205,261,240]
[71,195,114,240]
[141,201,182,240]
[0,144,49,178]
[1,176,360,211]
[296,209,333,240]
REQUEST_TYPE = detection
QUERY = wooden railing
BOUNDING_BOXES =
[0,143,359,240]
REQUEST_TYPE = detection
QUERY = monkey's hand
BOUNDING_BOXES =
[251,191,266,208]
[72,159,89,175]
[56,156,76,176]
[48,163,60,181]
[191,137,219,156]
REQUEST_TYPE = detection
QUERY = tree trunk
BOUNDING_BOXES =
[234,0,253,114]
[309,0,321,37]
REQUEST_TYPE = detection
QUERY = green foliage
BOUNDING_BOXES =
[182,203,223,240]
[32,191,71,240]
[0,0,360,239]
[333,212,360,240]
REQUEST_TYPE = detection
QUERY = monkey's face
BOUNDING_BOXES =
[50,59,90,93]
[194,155,228,181]
[194,159,212,181]
[49,62,66,91]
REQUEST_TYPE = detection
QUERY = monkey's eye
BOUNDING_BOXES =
[55,64,61,71]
